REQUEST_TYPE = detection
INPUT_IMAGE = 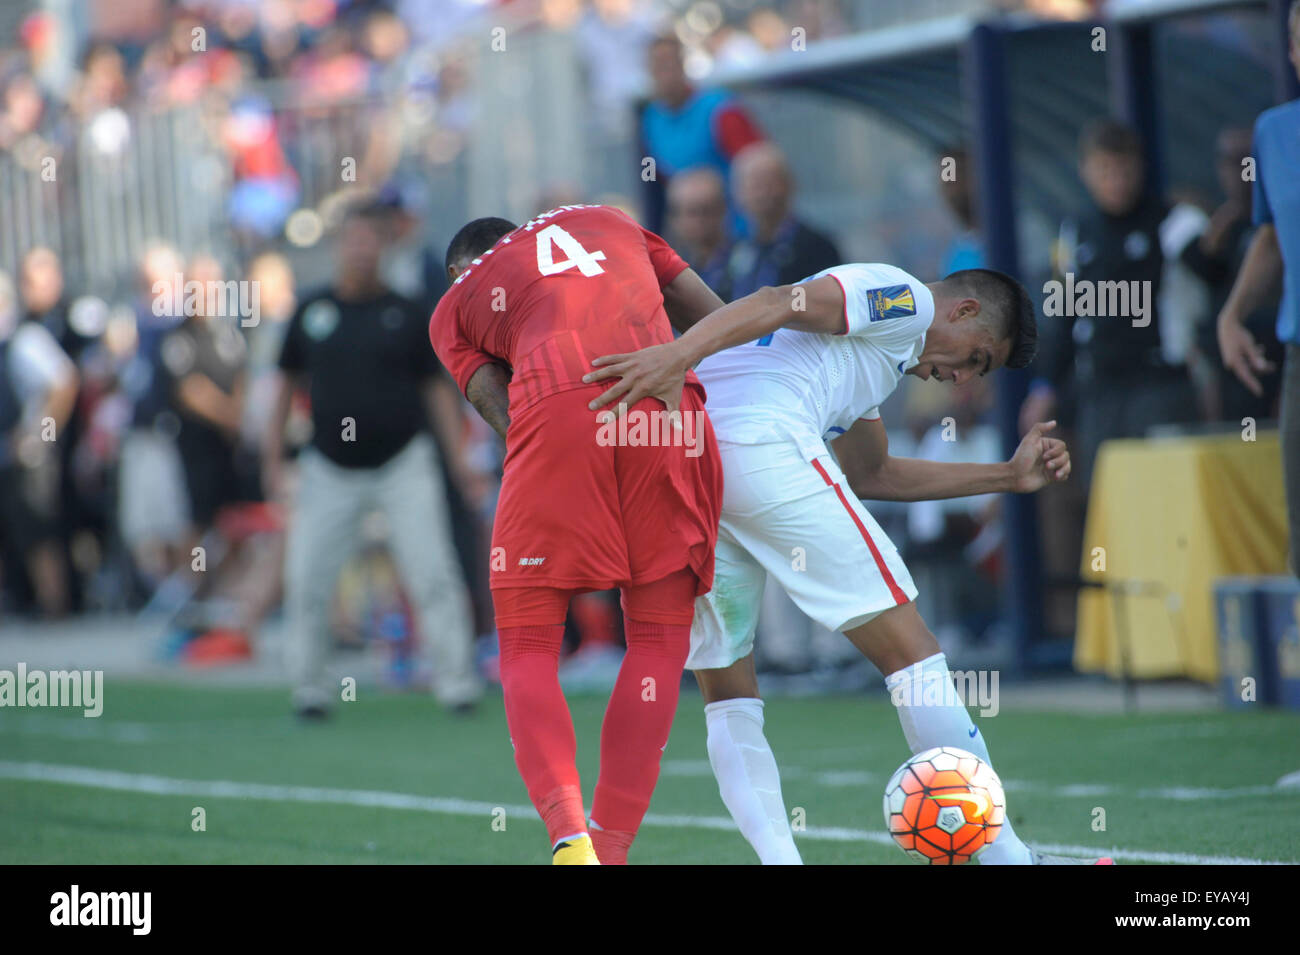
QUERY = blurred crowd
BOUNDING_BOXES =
[3,0,498,272]
[0,0,855,665]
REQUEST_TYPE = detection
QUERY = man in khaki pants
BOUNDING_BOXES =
[265,202,481,717]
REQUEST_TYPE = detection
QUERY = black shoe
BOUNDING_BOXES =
[450,701,478,717]
[295,703,331,722]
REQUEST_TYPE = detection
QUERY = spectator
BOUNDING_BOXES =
[1020,119,1196,482]
[726,142,842,299]
[640,33,764,234]
[159,254,251,543]
[371,185,445,314]
[20,247,94,610]
[289,24,372,107]
[1185,127,1282,422]
[747,9,795,53]
[118,244,190,593]
[0,270,78,616]
[221,95,300,246]
[372,186,494,636]
[137,10,246,109]
[240,251,298,449]
[939,145,985,274]
[0,72,63,155]
[1217,0,1300,572]
[666,165,733,298]
[575,0,658,137]
[20,248,89,362]
[70,42,129,122]
[265,201,481,718]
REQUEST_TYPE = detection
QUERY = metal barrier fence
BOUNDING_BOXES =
[0,0,997,300]
[0,102,230,296]
[0,88,485,298]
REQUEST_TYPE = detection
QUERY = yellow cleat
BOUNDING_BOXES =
[552,834,600,865]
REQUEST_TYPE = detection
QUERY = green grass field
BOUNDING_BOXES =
[2,680,1298,864]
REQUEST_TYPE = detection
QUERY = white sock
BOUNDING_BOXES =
[883,652,1033,865]
[704,698,803,865]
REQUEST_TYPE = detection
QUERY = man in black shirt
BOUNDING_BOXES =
[159,254,250,535]
[666,166,734,300]
[265,202,481,717]
[1020,120,1196,481]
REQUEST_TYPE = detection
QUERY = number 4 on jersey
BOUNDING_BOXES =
[536,225,607,277]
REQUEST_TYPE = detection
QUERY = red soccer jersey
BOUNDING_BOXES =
[430,204,698,415]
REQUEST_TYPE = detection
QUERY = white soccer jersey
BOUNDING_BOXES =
[695,263,933,456]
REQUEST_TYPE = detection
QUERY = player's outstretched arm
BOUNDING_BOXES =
[583,276,844,413]
[834,418,1070,502]
[465,362,512,441]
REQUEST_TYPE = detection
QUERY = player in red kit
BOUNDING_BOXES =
[430,204,726,864]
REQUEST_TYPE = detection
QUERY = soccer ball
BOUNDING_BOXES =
[882,746,1006,865]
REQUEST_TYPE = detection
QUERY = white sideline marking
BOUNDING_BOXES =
[0,760,1292,865]
[0,714,294,743]
[5,721,1289,803]
[517,757,1300,803]
[809,769,1295,802]
[1,717,1285,805]
[0,715,164,742]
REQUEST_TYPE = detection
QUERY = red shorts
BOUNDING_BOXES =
[489,382,722,596]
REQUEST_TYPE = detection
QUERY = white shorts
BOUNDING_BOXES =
[118,429,189,548]
[687,438,918,671]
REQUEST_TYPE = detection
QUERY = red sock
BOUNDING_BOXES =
[498,624,587,846]
[589,618,691,862]
[590,825,635,866]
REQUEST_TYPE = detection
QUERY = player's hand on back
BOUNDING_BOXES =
[584,341,689,418]
[1010,420,1070,492]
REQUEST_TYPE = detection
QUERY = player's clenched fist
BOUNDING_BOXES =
[1010,420,1071,492]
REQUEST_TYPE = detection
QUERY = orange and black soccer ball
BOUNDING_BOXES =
[882,746,1006,865]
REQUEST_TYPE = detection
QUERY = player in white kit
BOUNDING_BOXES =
[584,263,1111,866]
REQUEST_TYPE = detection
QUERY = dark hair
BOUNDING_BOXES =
[444,217,518,273]
[942,268,1037,369]
[1079,119,1143,159]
